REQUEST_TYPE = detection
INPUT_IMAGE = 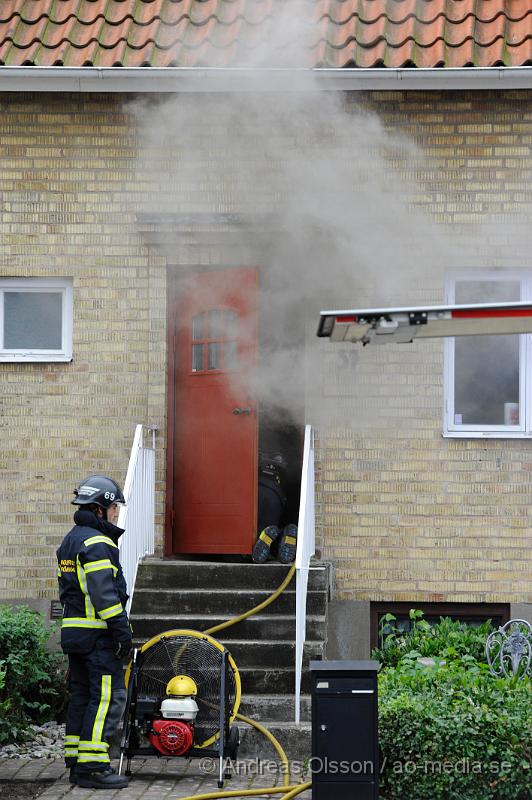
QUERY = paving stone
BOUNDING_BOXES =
[0,756,314,800]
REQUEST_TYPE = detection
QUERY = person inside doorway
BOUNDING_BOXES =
[252,452,298,563]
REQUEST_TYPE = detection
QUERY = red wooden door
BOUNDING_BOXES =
[168,267,259,554]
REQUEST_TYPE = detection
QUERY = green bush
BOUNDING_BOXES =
[373,609,495,669]
[378,665,531,800]
[0,604,67,743]
[0,659,10,725]
[374,611,532,800]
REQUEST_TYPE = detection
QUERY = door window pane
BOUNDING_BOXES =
[4,292,62,349]
[208,310,222,339]
[224,310,238,338]
[192,343,204,372]
[454,280,521,426]
[192,313,205,341]
[191,308,240,373]
[208,342,221,370]
[224,340,238,369]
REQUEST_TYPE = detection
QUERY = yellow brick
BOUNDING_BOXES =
[1,90,532,610]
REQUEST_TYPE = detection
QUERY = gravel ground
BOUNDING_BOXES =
[0,722,65,760]
[0,726,64,800]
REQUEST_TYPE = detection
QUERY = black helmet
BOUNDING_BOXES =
[72,475,125,508]
[259,452,287,478]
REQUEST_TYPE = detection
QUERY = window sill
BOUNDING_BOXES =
[0,354,73,362]
[443,430,532,439]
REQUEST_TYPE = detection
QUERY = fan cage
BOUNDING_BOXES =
[134,630,240,748]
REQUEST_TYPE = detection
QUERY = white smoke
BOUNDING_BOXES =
[127,3,532,433]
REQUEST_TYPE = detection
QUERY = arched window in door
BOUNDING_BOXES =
[191,309,238,373]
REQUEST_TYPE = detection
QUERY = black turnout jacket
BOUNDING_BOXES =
[56,509,131,654]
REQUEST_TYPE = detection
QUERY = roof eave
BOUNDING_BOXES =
[0,65,531,92]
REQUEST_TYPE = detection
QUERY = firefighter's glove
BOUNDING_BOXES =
[115,639,133,661]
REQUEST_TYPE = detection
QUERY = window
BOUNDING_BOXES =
[370,602,510,651]
[0,278,73,362]
[444,272,532,437]
[191,308,238,373]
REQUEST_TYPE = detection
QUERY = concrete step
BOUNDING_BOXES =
[218,640,325,668]
[136,559,330,592]
[129,558,329,758]
[239,694,311,723]
[238,666,312,694]
[131,587,327,616]
[130,613,327,642]
[131,637,324,669]
[127,662,311,695]
[237,720,311,762]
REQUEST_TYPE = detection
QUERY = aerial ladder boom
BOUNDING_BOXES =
[317,301,532,346]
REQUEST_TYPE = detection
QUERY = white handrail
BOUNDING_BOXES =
[117,424,156,614]
[294,424,315,724]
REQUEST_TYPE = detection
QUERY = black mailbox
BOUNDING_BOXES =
[310,660,379,800]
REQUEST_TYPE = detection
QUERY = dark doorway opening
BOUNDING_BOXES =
[256,263,305,537]
[258,409,303,533]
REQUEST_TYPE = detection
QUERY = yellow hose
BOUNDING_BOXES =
[204,564,296,637]
[200,564,299,795]
[279,781,312,800]
[123,557,303,794]
[235,712,291,787]
[179,782,312,800]
[132,562,301,796]
[172,712,312,800]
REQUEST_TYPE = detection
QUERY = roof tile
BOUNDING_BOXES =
[0,0,529,69]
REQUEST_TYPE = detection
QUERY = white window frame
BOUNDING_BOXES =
[0,278,73,362]
[444,270,532,438]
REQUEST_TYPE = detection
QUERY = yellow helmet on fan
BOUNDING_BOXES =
[166,675,198,696]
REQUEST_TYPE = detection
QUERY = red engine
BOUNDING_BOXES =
[149,719,194,756]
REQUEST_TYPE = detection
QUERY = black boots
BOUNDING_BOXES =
[252,525,280,563]
[278,524,298,564]
[252,524,298,564]
[76,767,128,789]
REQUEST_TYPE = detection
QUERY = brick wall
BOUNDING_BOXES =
[0,94,168,605]
[316,90,532,605]
[0,89,530,609]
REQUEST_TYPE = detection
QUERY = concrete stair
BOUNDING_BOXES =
[129,559,330,762]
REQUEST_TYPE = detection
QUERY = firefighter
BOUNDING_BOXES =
[56,475,132,789]
[252,452,298,563]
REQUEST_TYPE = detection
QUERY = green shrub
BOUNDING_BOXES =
[0,605,67,743]
[373,609,495,669]
[0,659,10,726]
[378,664,531,800]
[374,611,531,799]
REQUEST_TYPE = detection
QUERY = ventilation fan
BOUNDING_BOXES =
[120,629,241,786]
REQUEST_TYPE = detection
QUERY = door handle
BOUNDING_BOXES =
[232,407,252,415]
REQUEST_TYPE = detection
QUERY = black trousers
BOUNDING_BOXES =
[257,476,286,555]
[65,637,126,773]
[257,477,286,531]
